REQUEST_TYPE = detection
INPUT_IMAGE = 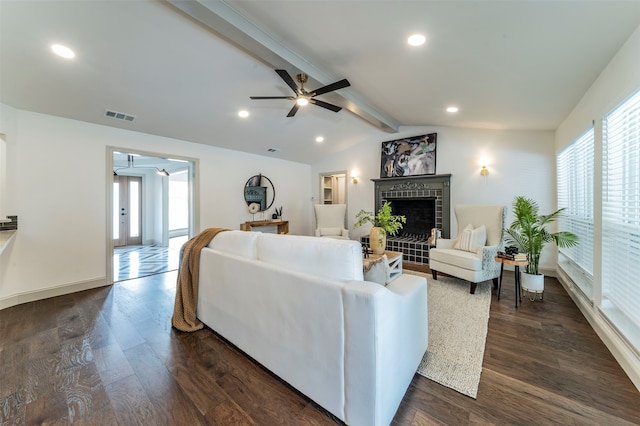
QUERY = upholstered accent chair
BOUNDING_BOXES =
[429,205,505,294]
[314,204,349,239]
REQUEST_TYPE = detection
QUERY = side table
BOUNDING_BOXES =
[494,256,528,308]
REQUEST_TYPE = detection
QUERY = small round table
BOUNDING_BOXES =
[494,256,528,308]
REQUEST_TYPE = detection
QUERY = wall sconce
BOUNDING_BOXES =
[351,170,359,184]
[480,165,489,176]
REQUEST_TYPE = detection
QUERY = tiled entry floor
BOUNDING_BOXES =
[114,236,187,282]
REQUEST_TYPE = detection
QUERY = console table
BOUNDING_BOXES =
[240,220,289,234]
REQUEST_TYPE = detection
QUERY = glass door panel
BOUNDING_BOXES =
[113,175,142,247]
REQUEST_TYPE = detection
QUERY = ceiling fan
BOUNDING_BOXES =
[250,69,350,117]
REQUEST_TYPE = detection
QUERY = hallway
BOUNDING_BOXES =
[113,236,187,282]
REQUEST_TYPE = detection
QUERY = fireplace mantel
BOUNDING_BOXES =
[372,174,451,238]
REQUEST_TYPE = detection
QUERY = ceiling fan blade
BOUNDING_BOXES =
[275,69,299,94]
[250,96,294,99]
[311,79,350,96]
[310,99,342,112]
[286,103,300,117]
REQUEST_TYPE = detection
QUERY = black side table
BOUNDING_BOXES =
[495,257,528,308]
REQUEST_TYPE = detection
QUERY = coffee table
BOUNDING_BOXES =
[363,250,403,283]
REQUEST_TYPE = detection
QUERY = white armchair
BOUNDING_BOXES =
[314,204,349,239]
[429,205,505,294]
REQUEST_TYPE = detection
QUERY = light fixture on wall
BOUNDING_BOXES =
[114,154,171,176]
[480,165,489,176]
[351,170,359,184]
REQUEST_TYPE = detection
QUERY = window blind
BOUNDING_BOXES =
[557,128,594,294]
[603,88,640,330]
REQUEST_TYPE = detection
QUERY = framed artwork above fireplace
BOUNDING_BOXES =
[380,133,437,178]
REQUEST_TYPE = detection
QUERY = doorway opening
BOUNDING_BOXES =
[319,171,347,205]
[109,150,196,283]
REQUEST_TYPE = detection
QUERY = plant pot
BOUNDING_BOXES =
[520,271,544,301]
[369,227,386,254]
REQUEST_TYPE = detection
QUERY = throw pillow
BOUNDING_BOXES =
[454,224,487,253]
[363,255,390,286]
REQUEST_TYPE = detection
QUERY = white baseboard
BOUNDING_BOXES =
[557,270,640,392]
[0,277,109,310]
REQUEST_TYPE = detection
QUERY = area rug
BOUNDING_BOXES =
[407,271,492,398]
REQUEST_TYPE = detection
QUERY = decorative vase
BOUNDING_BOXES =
[370,227,387,255]
[520,271,544,301]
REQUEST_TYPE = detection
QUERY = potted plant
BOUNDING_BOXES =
[504,196,578,298]
[354,201,406,254]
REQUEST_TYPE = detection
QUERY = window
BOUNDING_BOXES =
[602,88,640,348]
[557,128,594,297]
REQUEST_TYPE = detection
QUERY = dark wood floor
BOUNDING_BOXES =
[2,269,640,425]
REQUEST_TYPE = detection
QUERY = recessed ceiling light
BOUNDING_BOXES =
[315,136,324,143]
[51,44,75,58]
[238,110,249,118]
[407,34,426,46]
[446,106,459,113]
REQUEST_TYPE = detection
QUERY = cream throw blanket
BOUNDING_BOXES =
[171,227,229,332]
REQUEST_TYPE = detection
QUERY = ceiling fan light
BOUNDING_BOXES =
[296,97,309,106]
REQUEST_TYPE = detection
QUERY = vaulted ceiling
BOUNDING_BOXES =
[2,0,640,163]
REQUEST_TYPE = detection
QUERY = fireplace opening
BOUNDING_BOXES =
[387,197,435,240]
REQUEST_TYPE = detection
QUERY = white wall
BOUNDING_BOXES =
[0,103,18,218]
[555,24,640,391]
[311,125,556,269]
[0,108,311,306]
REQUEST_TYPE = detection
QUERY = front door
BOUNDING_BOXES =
[113,175,142,247]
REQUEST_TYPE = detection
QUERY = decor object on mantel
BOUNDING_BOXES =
[354,201,406,254]
[504,196,578,300]
[380,133,437,178]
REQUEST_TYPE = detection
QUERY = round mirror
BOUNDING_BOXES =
[244,174,275,212]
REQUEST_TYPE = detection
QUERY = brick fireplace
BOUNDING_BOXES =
[361,174,451,265]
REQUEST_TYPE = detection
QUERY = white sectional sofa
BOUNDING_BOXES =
[197,230,428,426]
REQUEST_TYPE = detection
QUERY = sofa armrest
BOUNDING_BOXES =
[342,274,428,426]
[435,238,455,249]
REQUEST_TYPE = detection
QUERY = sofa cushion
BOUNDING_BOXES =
[454,224,486,253]
[429,247,482,271]
[256,233,364,281]
[320,227,343,236]
[207,230,259,259]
